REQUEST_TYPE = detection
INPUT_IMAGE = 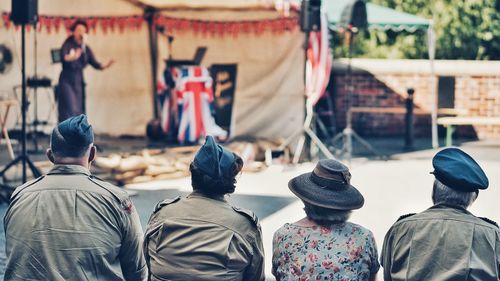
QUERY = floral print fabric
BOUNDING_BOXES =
[272,222,380,281]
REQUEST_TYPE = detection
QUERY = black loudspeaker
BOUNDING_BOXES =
[300,0,322,32]
[10,0,38,25]
[339,0,368,30]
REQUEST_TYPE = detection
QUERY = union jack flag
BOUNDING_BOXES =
[172,66,227,143]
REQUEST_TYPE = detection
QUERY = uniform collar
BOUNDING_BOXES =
[48,164,91,176]
[188,190,226,202]
[431,203,471,214]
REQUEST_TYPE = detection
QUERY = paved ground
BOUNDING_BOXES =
[1,135,499,279]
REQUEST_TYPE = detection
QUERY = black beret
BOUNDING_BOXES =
[432,148,488,192]
[55,114,94,147]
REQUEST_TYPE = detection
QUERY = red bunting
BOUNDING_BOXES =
[2,12,11,29]
[0,11,298,37]
[87,18,98,33]
[63,18,73,32]
[37,17,44,32]
[54,17,62,33]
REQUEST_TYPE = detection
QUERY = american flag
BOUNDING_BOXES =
[305,11,332,106]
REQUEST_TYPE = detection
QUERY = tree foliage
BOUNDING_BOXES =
[332,0,500,60]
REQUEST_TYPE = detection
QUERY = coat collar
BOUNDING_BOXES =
[188,190,226,202]
[48,164,91,176]
[430,203,472,215]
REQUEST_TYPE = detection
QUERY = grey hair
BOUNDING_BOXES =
[303,202,352,224]
[432,179,478,209]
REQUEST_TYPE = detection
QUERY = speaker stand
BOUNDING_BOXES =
[0,23,41,183]
[279,99,335,164]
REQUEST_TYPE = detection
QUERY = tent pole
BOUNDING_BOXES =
[146,8,159,119]
[427,22,437,148]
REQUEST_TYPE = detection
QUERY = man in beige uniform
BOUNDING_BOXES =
[4,114,147,281]
[145,136,265,281]
[381,147,500,281]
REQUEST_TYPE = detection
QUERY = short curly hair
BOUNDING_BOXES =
[190,153,243,196]
[303,202,352,225]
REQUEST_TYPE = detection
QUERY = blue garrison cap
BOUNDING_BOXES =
[193,136,235,178]
[432,148,489,192]
[54,114,94,147]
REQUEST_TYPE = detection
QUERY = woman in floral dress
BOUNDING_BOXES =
[272,159,379,281]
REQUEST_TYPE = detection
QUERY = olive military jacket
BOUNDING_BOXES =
[381,204,500,281]
[144,192,265,281]
[4,165,148,281]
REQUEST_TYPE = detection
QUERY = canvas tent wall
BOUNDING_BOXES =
[0,0,304,140]
[0,0,152,136]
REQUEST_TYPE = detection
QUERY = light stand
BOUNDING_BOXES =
[279,28,335,164]
[279,98,335,164]
[330,29,382,162]
[279,0,336,163]
[0,23,42,183]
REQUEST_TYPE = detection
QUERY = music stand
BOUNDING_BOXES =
[0,23,42,183]
[51,48,62,63]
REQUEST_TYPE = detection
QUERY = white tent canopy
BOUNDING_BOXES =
[0,0,304,139]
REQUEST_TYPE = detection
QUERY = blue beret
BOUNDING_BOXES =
[193,136,235,178]
[55,114,94,147]
[432,148,488,192]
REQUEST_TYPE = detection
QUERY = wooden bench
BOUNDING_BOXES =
[437,116,500,146]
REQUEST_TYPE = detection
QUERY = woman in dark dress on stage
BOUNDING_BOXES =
[57,20,114,122]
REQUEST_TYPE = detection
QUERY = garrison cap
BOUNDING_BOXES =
[193,135,235,178]
[431,147,488,192]
[51,114,94,155]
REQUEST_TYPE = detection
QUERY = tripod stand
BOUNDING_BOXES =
[279,98,335,164]
[0,23,42,183]
[279,10,336,164]
[331,30,382,162]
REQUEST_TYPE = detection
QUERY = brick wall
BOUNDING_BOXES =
[328,59,500,139]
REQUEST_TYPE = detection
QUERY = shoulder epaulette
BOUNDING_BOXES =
[10,176,45,201]
[231,206,260,227]
[88,175,127,200]
[153,196,181,214]
[479,217,499,228]
[396,213,416,222]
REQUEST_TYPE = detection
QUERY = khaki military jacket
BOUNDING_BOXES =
[4,165,148,281]
[144,191,265,281]
[381,204,500,281]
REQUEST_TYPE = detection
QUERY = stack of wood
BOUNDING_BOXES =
[93,146,197,185]
[93,139,290,186]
